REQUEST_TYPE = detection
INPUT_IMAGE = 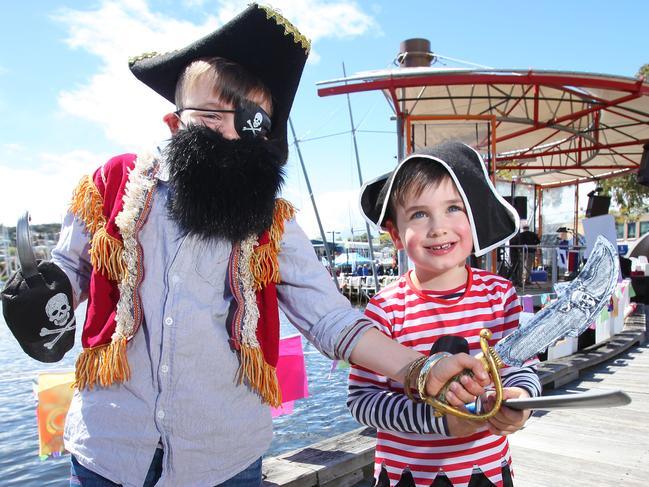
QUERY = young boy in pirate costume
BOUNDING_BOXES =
[348,142,542,487]
[1,5,491,487]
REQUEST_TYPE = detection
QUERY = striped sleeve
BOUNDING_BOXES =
[346,296,448,436]
[347,366,448,435]
[501,364,542,398]
[499,284,542,398]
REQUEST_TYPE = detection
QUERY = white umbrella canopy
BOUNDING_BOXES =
[318,68,649,188]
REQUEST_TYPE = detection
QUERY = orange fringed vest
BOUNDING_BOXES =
[69,152,294,407]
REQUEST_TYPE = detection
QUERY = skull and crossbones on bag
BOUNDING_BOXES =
[40,293,76,350]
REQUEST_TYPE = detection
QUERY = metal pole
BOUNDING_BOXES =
[574,184,579,247]
[0,225,8,282]
[329,230,340,267]
[396,114,408,276]
[342,62,380,293]
[288,118,340,291]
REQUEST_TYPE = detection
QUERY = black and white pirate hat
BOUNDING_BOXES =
[128,3,310,161]
[359,141,520,256]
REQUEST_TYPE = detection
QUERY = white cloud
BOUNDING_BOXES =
[212,0,377,41]
[2,143,24,153]
[15,1,378,227]
[283,185,373,240]
[53,0,376,147]
[0,151,108,226]
[54,1,217,149]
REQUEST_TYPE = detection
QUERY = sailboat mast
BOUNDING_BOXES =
[288,117,341,291]
[342,63,381,293]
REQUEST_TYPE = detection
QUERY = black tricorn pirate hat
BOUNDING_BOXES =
[359,141,520,256]
[128,3,310,161]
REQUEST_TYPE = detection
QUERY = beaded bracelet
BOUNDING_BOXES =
[417,352,452,403]
[404,355,428,402]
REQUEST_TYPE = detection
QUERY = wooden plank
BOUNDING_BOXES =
[511,444,649,487]
[537,328,644,388]
[263,427,376,487]
[509,342,649,486]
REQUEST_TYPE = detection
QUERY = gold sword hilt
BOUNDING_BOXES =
[422,329,505,421]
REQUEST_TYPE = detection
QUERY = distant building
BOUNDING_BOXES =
[616,216,649,243]
[310,239,344,261]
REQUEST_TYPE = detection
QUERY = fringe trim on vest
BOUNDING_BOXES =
[70,175,105,235]
[251,199,295,290]
[114,153,157,342]
[90,227,127,282]
[234,198,295,405]
[74,336,130,390]
[70,175,126,282]
[74,154,156,391]
[238,345,282,408]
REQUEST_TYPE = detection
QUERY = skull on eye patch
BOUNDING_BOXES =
[235,100,272,139]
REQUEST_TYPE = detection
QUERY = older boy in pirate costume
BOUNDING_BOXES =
[1,5,491,486]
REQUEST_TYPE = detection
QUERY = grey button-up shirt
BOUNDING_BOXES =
[52,160,372,486]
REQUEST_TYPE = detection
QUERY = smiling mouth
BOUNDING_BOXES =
[427,242,454,251]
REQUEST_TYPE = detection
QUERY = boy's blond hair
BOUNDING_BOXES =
[175,57,273,113]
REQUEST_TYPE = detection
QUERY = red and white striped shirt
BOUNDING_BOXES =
[347,267,541,487]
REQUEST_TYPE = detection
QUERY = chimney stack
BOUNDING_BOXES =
[397,38,434,68]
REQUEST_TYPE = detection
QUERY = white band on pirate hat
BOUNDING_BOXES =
[359,141,520,256]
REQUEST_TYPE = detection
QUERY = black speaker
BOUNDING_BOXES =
[504,196,527,219]
[586,194,611,217]
[637,143,649,187]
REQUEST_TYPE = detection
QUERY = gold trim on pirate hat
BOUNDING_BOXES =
[359,141,520,256]
[129,3,310,161]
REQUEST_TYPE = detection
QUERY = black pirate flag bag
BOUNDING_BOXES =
[1,214,75,362]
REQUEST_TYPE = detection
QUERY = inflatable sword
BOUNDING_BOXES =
[426,235,621,420]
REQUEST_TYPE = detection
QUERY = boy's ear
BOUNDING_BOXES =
[385,220,404,251]
[163,112,182,134]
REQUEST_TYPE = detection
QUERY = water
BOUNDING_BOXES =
[0,304,360,485]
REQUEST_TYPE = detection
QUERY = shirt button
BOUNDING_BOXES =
[171,274,180,284]
[157,410,165,420]
[164,317,173,326]
[160,365,169,374]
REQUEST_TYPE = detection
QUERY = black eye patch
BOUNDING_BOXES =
[234,101,272,139]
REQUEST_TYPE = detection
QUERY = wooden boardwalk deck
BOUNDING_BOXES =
[263,310,647,487]
[509,340,649,486]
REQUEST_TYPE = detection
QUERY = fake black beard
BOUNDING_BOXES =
[165,125,285,242]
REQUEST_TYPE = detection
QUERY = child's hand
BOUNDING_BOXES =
[425,353,490,399]
[482,387,532,436]
[446,412,487,437]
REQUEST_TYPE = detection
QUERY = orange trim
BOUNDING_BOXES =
[251,198,295,289]
[90,227,127,282]
[74,337,130,391]
[243,198,295,405]
[238,345,282,408]
[70,175,126,281]
[70,175,105,235]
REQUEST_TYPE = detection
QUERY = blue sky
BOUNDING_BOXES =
[1,0,646,238]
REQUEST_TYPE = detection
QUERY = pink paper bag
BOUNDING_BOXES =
[271,335,308,417]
